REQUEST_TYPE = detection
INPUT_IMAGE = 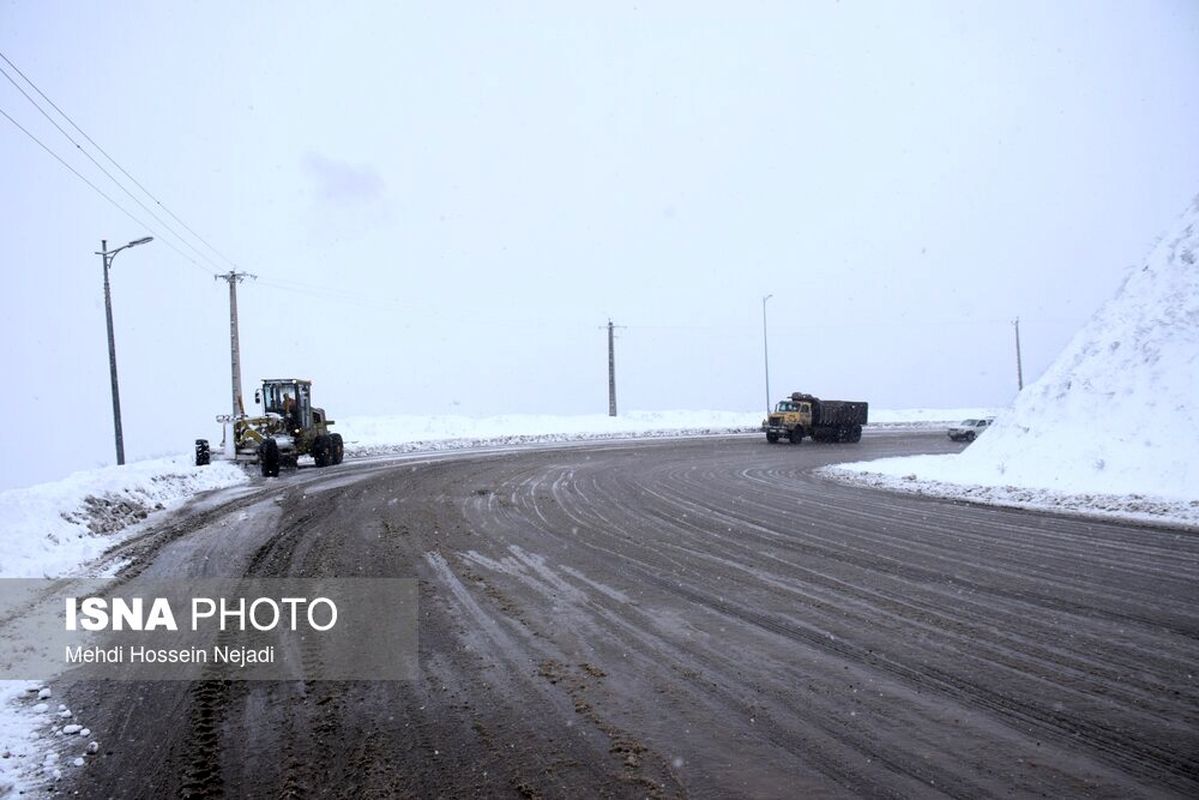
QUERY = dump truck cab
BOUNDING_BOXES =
[766,395,814,442]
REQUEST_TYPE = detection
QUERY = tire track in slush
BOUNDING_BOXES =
[454,436,1199,797]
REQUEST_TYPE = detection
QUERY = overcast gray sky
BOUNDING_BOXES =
[2,1,1197,490]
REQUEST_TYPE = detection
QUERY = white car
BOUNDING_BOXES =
[947,418,994,442]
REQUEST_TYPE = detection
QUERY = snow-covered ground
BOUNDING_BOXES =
[0,456,250,580]
[0,682,98,796]
[823,195,1199,528]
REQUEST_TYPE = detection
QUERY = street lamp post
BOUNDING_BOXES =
[97,236,153,466]
[1013,316,1024,392]
[762,294,773,414]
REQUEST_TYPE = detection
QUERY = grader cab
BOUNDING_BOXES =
[195,378,343,477]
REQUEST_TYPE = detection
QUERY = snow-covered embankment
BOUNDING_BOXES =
[822,194,1199,528]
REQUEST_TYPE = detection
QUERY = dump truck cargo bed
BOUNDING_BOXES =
[813,400,869,426]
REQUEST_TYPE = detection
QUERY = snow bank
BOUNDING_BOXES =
[337,409,763,454]
[0,455,249,579]
[866,407,1000,426]
[0,681,99,796]
[336,407,998,458]
[827,194,1199,519]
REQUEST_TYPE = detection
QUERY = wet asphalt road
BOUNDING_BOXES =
[57,431,1199,799]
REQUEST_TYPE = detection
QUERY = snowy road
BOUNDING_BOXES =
[61,432,1199,798]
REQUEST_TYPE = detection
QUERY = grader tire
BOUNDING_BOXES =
[194,439,210,466]
[260,438,280,478]
[312,435,331,468]
[330,433,344,465]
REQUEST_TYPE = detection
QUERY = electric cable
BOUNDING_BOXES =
[0,59,225,273]
[0,49,244,272]
[0,103,214,276]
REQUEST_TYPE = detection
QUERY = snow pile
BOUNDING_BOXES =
[827,194,1199,520]
[0,455,249,579]
[866,407,1000,427]
[337,409,763,457]
[0,682,98,796]
[0,681,100,796]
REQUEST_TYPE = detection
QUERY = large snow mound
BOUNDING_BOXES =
[0,456,249,579]
[832,193,1199,504]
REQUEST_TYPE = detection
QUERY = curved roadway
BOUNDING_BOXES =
[63,431,1198,799]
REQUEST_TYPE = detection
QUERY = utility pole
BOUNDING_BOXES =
[762,294,773,414]
[1013,317,1024,392]
[97,236,153,466]
[607,319,617,417]
[216,271,255,421]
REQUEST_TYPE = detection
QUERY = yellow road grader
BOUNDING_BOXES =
[195,378,343,477]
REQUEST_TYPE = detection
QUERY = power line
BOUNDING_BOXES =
[1,92,377,296]
[0,101,215,275]
[4,101,189,253]
[0,59,225,274]
[0,52,402,302]
[0,49,243,273]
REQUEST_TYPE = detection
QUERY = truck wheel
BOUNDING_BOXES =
[330,433,344,464]
[965,431,976,442]
[194,439,210,466]
[766,432,779,444]
[849,425,862,443]
[312,435,330,467]
[260,438,280,477]
[789,428,803,444]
